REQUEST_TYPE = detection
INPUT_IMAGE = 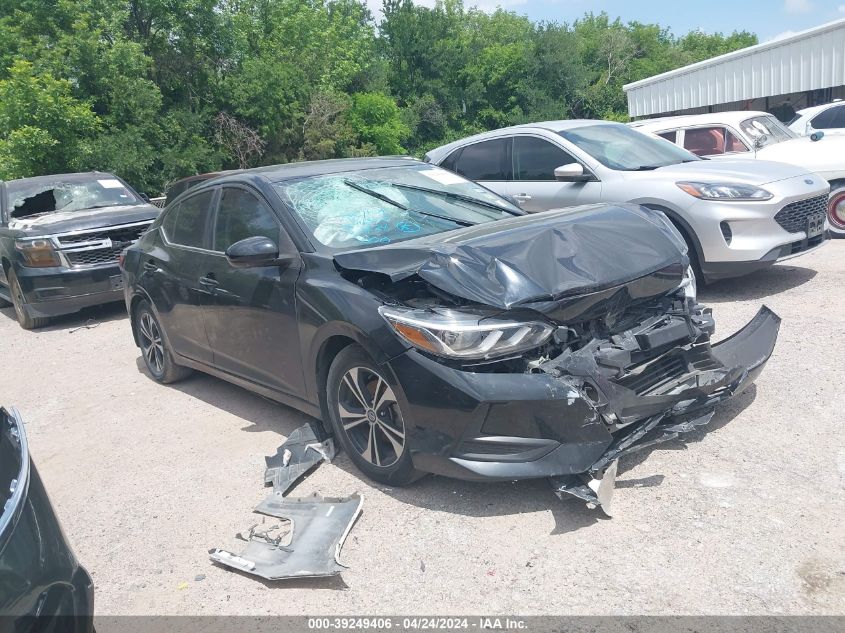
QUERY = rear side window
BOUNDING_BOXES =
[657,130,677,143]
[213,188,280,252]
[452,138,511,181]
[168,190,214,248]
[513,136,578,181]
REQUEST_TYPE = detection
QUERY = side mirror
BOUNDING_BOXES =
[554,163,592,182]
[810,130,825,142]
[139,192,151,203]
[225,236,288,268]
[753,135,767,149]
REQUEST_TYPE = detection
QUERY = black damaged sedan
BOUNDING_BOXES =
[122,158,780,510]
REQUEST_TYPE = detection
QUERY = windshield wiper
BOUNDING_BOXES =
[629,165,662,171]
[343,179,476,227]
[391,182,519,215]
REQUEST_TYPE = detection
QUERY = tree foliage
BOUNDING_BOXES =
[0,0,757,192]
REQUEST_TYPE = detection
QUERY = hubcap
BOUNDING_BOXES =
[10,276,25,323]
[829,192,845,230]
[138,312,165,376]
[337,366,405,468]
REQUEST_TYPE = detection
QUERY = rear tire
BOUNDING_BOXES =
[8,269,49,329]
[326,344,424,486]
[134,300,192,384]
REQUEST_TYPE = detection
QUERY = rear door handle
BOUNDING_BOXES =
[143,261,157,272]
[199,275,219,288]
[512,193,532,201]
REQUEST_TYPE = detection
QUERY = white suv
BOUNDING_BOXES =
[788,101,845,137]
[631,111,845,236]
[426,120,829,283]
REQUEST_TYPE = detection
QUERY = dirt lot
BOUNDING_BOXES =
[2,242,843,616]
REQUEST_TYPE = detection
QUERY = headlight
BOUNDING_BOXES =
[15,239,61,267]
[676,182,773,201]
[679,264,696,300]
[379,306,555,360]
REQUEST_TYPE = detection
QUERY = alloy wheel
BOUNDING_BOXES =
[138,312,165,376]
[336,366,406,468]
[9,274,26,324]
[829,190,845,231]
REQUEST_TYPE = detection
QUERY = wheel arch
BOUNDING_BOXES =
[639,203,706,267]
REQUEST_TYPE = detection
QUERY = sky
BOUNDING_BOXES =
[378,0,845,41]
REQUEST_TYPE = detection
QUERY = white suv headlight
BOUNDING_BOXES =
[676,182,773,201]
[379,306,555,360]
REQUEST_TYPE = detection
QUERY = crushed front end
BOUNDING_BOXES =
[378,274,779,511]
[335,204,781,512]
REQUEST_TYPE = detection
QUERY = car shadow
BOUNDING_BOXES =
[133,352,758,535]
[700,264,816,303]
[0,300,127,332]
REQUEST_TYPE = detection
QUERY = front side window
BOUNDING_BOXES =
[168,190,214,248]
[682,127,749,156]
[213,188,280,252]
[512,137,578,181]
[274,165,519,250]
[5,174,141,220]
[561,123,700,171]
[739,115,797,147]
[451,138,511,181]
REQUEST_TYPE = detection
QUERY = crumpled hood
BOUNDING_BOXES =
[629,158,810,186]
[9,204,161,236]
[334,203,686,310]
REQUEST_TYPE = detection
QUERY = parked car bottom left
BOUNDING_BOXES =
[1,406,94,631]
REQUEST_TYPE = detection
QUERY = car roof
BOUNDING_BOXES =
[795,100,844,116]
[234,157,424,184]
[1,171,116,187]
[630,111,773,131]
[425,120,625,162]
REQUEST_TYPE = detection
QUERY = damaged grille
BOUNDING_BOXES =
[774,195,827,234]
[55,222,152,268]
[615,344,720,395]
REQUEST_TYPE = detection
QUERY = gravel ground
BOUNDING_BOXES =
[1,242,843,616]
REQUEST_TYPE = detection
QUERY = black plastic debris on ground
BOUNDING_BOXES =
[209,493,363,580]
[264,424,336,495]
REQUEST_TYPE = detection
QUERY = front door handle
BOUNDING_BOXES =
[199,275,219,288]
[143,261,157,272]
[512,193,532,201]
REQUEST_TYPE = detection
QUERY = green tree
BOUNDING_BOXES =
[0,60,99,179]
[347,92,409,154]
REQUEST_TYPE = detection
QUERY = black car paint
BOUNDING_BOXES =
[0,407,94,631]
[123,158,779,482]
[0,173,160,319]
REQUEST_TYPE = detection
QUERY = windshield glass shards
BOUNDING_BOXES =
[274,165,519,250]
[6,175,141,220]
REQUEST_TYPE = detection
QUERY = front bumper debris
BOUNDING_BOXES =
[264,424,335,495]
[547,306,781,514]
[210,493,362,580]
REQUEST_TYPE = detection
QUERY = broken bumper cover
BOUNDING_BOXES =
[388,306,780,482]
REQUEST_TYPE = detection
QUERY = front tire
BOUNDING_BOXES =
[134,300,191,384]
[8,269,49,329]
[326,344,423,486]
[828,184,845,236]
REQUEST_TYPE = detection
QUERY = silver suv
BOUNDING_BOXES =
[425,120,829,283]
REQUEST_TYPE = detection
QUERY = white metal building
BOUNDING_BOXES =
[624,18,845,120]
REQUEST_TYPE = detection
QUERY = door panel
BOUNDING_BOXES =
[201,187,306,398]
[144,191,216,364]
[492,136,602,212]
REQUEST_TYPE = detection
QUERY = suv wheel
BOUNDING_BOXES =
[134,300,191,383]
[8,269,49,329]
[326,344,423,486]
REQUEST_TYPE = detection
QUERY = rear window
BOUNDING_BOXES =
[451,138,511,181]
